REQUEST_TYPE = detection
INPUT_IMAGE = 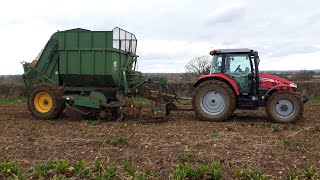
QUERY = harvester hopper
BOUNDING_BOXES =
[22,27,178,120]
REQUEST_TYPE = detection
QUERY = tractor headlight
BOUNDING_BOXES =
[290,83,297,88]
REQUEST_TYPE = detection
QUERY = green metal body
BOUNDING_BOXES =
[22,27,147,97]
[62,92,125,108]
[22,38,60,88]
[22,27,168,114]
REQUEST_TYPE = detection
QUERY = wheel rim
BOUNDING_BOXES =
[275,99,294,117]
[34,92,53,113]
[200,89,226,115]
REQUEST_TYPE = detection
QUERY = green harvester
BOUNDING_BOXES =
[22,27,176,120]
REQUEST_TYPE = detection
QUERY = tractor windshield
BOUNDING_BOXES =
[112,27,137,54]
[210,55,223,74]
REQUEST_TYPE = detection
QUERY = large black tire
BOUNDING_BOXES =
[28,83,65,119]
[265,90,303,123]
[192,80,236,121]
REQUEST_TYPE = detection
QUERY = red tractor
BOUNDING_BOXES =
[192,49,308,123]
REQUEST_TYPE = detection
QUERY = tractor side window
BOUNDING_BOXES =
[210,55,223,74]
[225,54,251,75]
[225,54,252,94]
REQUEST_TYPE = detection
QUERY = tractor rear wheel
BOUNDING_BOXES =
[192,80,236,121]
[28,83,65,119]
[265,90,303,123]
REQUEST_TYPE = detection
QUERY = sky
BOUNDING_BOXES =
[0,0,320,74]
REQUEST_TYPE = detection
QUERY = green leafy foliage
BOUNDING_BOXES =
[303,166,317,179]
[271,124,280,132]
[235,167,269,180]
[287,171,299,180]
[282,124,289,130]
[122,160,136,176]
[92,159,103,172]
[210,132,220,138]
[74,160,89,177]
[55,160,70,173]
[0,159,318,179]
[105,136,128,146]
[178,151,193,162]
[51,174,67,180]
[121,160,158,179]
[93,166,117,180]
[172,161,223,180]
[208,161,223,180]
[283,139,291,146]
[172,163,206,180]
[88,120,101,125]
[0,160,26,179]
[32,160,57,179]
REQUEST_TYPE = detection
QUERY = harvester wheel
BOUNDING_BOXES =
[28,83,65,119]
[192,80,236,121]
[265,90,303,123]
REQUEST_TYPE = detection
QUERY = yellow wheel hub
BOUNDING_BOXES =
[34,92,53,113]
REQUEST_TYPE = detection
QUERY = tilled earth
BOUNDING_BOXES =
[0,104,320,179]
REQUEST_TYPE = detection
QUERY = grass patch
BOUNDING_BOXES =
[0,97,27,104]
[307,96,320,104]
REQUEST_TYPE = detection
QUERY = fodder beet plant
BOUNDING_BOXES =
[0,159,318,179]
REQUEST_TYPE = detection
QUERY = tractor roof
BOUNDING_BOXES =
[214,48,254,54]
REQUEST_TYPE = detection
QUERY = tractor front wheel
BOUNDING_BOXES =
[192,80,236,121]
[28,83,65,119]
[265,90,303,123]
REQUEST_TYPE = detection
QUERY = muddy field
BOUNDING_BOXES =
[0,104,320,179]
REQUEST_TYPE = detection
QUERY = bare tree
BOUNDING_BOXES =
[185,55,210,76]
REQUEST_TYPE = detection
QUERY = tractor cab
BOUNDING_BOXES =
[209,49,260,96]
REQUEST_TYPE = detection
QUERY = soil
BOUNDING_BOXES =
[0,104,319,179]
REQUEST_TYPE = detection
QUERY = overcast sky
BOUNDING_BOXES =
[1,0,319,74]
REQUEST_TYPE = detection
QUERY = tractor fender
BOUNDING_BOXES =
[263,84,292,103]
[193,74,240,96]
